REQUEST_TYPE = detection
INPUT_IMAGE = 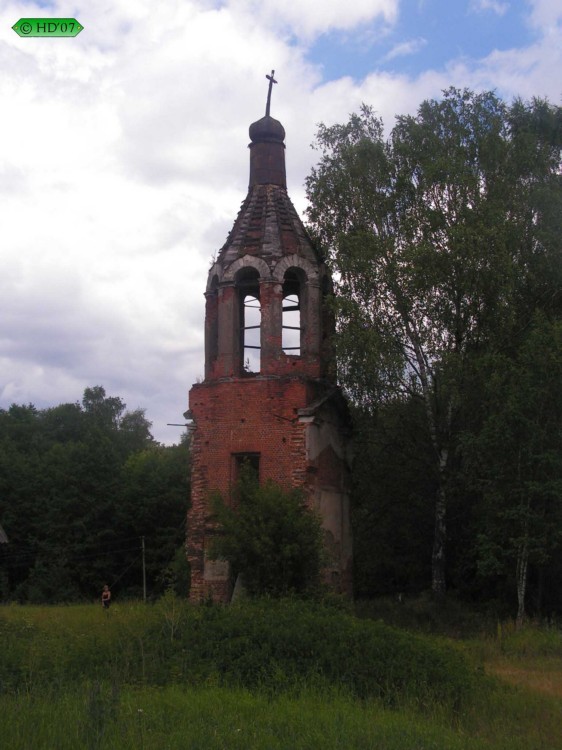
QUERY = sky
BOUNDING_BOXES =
[1,0,560,445]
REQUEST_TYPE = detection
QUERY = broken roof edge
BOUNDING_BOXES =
[297,386,351,422]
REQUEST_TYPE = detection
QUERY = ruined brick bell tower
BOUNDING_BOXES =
[187,72,352,601]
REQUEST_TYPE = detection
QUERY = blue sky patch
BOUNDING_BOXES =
[308,1,535,81]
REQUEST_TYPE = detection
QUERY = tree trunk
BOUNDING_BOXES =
[537,566,544,618]
[516,541,528,629]
[403,318,451,596]
[515,453,529,629]
[432,482,447,597]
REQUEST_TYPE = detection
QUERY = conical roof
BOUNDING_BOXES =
[217,183,319,267]
[216,111,320,268]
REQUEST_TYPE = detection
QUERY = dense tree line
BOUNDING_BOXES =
[306,89,562,619]
[0,386,190,603]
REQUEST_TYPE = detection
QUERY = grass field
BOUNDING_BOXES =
[1,596,561,749]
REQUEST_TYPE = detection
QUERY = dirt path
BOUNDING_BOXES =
[486,658,562,699]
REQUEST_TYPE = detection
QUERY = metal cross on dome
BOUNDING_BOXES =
[265,69,277,117]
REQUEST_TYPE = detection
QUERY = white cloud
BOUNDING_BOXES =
[469,0,509,16]
[527,0,562,30]
[382,36,427,62]
[225,0,399,41]
[0,0,560,443]
[449,26,562,102]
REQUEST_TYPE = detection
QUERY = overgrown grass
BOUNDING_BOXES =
[1,597,562,749]
[0,683,540,750]
[0,597,475,710]
[0,600,155,692]
[497,621,562,658]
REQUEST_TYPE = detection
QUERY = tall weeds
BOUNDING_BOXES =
[0,598,474,709]
[1,599,561,749]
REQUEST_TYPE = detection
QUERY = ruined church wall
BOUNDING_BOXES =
[187,376,315,601]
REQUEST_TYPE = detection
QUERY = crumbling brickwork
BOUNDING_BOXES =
[186,105,352,602]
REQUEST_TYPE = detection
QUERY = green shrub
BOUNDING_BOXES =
[209,470,323,597]
[157,598,477,710]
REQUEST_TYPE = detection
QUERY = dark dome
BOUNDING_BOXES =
[249,115,285,144]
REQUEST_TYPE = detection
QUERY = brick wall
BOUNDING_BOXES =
[187,375,349,601]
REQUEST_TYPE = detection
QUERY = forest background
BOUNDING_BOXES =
[0,385,190,603]
[1,89,561,623]
[306,88,562,622]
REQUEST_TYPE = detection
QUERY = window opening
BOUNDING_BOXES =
[237,269,261,374]
[282,270,301,355]
[232,452,260,487]
[243,293,261,373]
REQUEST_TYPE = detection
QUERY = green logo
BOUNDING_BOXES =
[12,19,84,37]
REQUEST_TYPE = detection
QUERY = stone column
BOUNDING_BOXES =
[216,283,240,377]
[260,279,283,374]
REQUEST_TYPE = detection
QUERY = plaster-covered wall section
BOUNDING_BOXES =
[301,398,353,595]
[317,489,352,592]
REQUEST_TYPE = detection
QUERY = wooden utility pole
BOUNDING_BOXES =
[141,536,147,603]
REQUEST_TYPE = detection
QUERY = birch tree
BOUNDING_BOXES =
[464,316,562,624]
[306,89,561,596]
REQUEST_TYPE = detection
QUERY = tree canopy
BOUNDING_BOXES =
[0,387,190,603]
[306,88,562,614]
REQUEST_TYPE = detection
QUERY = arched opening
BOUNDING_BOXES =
[237,268,261,374]
[282,269,303,355]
